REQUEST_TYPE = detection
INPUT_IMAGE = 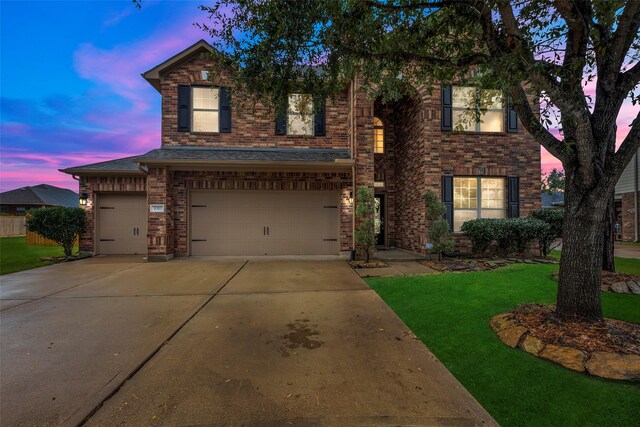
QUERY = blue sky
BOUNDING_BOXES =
[1,0,206,191]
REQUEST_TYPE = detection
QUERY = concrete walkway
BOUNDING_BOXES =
[1,257,495,426]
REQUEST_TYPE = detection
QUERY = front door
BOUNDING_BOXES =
[374,195,385,246]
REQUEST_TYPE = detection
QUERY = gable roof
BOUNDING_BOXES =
[0,184,78,207]
[142,39,214,92]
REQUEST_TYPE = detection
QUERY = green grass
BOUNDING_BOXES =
[368,264,640,427]
[550,249,640,275]
[0,236,67,275]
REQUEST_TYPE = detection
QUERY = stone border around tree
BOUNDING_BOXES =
[490,313,640,381]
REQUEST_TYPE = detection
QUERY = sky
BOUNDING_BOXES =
[0,1,637,193]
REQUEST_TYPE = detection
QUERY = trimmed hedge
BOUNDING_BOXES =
[460,217,550,255]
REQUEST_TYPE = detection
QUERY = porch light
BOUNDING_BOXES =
[349,191,354,204]
[79,193,89,206]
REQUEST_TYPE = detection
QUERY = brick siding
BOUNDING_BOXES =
[621,191,639,241]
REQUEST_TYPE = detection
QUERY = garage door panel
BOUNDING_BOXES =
[190,191,339,256]
[97,194,147,255]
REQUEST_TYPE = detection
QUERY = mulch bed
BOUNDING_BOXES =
[39,255,86,264]
[348,260,389,269]
[511,304,640,356]
[552,271,640,294]
[422,256,556,273]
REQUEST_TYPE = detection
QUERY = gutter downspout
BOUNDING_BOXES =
[634,152,638,242]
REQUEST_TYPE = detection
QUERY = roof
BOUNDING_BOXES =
[142,40,214,92]
[138,147,352,164]
[60,147,353,175]
[59,155,144,175]
[542,191,564,208]
[0,184,78,207]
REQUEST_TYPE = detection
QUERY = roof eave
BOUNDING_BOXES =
[137,158,355,171]
[59,168,145,176]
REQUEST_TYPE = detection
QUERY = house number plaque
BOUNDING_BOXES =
[150,204,165,213]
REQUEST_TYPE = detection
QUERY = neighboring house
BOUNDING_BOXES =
[541,191,564,209]
[0,184,78,216]
[615,149,639,242]
[61,40,540,259]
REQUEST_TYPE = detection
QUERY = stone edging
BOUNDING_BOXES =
[490,313,640,380]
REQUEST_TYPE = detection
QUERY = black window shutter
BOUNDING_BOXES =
[441,85,453,131]
[507,97,518,133]
[275,97,288,135]
[313,97,326,136]
[177,85,191,132]
[219,87,232,133]
[507,177,520,217]
[442,176,454,230]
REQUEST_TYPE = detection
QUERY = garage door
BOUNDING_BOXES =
[97,194,147,255]
[190,191,340,256]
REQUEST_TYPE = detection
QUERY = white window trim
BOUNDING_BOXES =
[287,93,314,136]
[191,86,220,133]
[452,87,504,133]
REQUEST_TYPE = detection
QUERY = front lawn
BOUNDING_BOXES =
[0,236,67,275]
[368,263,640,427]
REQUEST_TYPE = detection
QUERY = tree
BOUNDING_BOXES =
[354,186,376,262]
[541,168,565,194]
[198,0,640,321]
[424,190,454,259]
[26,207,85,258]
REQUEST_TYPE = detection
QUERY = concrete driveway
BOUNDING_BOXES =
[1,257,495,426]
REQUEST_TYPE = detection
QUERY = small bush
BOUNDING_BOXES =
[26,207,85,257]
[461,217,550,255]
[355,186,375,262]
[529,208,564,256]
[424,190,454,258]
[460,219,495,254]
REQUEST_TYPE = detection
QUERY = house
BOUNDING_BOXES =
[615,149,639,242]
[0,184,78,216]
[61,40,540,260]
[541,191,564,209]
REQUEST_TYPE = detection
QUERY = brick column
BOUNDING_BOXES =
[147,167,174,261]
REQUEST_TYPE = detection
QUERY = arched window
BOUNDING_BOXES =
[374,117,384,154]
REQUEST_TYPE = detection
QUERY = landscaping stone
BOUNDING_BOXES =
[497,326,528,348]
[520,335,546,356]
[540,344,587,372]
[489,313,514,333]
[610,282,630,293]
[585,352,640,380]
[627,281,640,294]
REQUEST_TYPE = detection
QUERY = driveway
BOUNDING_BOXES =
[1,257,495,426]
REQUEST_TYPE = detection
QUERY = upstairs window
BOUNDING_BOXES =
[374,117,384,153]
[192,87,220,133]
[451,86,504,133]
[287,94,314,136]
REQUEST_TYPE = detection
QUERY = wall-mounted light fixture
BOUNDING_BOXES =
[201,70,209,80]
[349,191,354,204]
[79,192,89,206]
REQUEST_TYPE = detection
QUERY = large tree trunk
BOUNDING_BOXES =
[556,183,607,321]
[602,193,616,272]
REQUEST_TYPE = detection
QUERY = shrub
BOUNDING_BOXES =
[461,217,550,255]
[460,219,495,254]
[423,190,454,258]
[529,208,564,256]
[26,207,85,257]
[354,186,375,262]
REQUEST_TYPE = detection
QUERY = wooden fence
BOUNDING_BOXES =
[0,216,26,237]
[25,230,79,246]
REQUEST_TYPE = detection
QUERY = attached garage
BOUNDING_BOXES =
[96,193,148,255]
[190,191,340,256]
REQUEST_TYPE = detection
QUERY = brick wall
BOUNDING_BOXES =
[160,56,350,150]
[170,170,353,255]
[147,167,173,259]
[78,176,146,254]
[621,191,639,241]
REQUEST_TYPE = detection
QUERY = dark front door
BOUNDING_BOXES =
[374,195,385,246]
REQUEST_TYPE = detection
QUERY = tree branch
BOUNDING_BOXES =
[609,111,640,181]
[364,0,472,11]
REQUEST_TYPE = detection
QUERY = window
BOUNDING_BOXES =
[192,87,219,132]
[453,177,505,231]
[288,93,314,135]
[452,86,503,132]
[374,117,384,153]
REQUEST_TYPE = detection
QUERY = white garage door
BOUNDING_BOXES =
[97,193,147,255]
[190,191,340,256]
